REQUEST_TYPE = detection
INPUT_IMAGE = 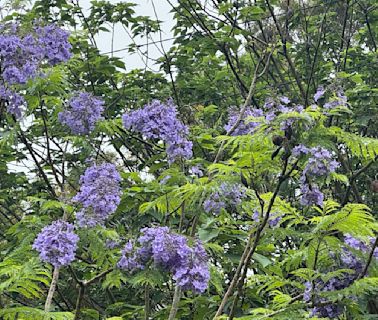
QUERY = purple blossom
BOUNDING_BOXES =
[279,96,290,104]
[308,291,343,318]
[0,85,25,118]
[314,86,326,102]
[344,234,368,252]
[118,227,210,293]
[224,106,263,136]
[323,90,348,110]
[228,96,305,133]
[122,99,192,163]
[3,65,29,84]
[344,234,378,259]
[304,246,363,318]
[58,92,104,135]
[263,97,275,109]
[173,240,210,293]
[0,33,22,58]
[105,239,120,249]
[35,24,72,65]
[268,213,282,227]
[370,240,378,259]
[252,210,282,227]
[219,183,246,205]
[160,175,171,185]
[262,97,304,129]
[117,240,143,271]
[137,227,187,270]
[166,137,193,163]
[279,104,305,131]
[73,163,121,227]
[252,210,259,221]
[265,111,276,122]
[203,193,225,214]
[32,220,79,267]
[0,31,39,84]
[297,146,338,207]
[292,144,309,157]
[189,165,204,177]
[203,183,246,214]
[0,23,71,81]
[303,147,339,177]
[300,184,324,206]
[323,100,339,109]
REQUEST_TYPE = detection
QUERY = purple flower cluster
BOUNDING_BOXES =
[73,163,121,227]
[252,210,282,228]
[137,226,188,268]
[303,232,378,317]
[268,213,282,227]
[344,234,378,259]
[117,240,144,271]
[122,99,192,163]
[314,86,326,102]
[203,193,225,214]
[173,240,209,293]
[0,23,71,117]
[35,24,72,65]
[294,146,339,206]
[263,96,304,131]
[105,239,120,249]
[224,107,264,136]
[292,144,310,157]
[299,184,324,207]
[118,227,210,293]
[203,183,246,214]
[304,244,364,318]
[0,86,25,118]
[189,165,204,177]
[58,92,105,135]
[32,220,79,267]
[303,147,339,177]
[225,96,305,136]
[324,90,348,110]
[313,85,349,110]
[304,281,344,318]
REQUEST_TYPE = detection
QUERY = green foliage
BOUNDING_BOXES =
[0,258,50,299]
[0,308,74,320]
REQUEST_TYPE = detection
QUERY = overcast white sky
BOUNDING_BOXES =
[80,0,177,71]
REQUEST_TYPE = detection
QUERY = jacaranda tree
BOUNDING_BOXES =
[0,0,377,319]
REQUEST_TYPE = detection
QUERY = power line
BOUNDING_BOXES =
[102,36,179,55]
